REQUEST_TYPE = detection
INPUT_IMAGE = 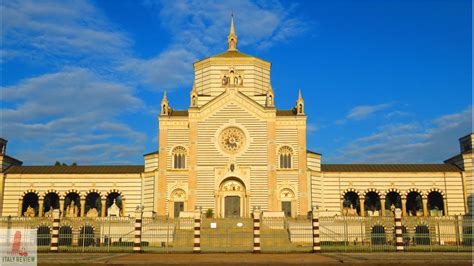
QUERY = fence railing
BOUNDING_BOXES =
[1,214,472,253]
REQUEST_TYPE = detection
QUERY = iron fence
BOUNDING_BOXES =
[141,217,194,253]
[0,215,472,253]
[200,218,253,253]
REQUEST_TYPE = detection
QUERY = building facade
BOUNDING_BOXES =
[0,19,472,219]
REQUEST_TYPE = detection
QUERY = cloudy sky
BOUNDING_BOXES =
[1,0,471,165]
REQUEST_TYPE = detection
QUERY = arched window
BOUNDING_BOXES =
[279,146,293,169]
[172,146,187,169]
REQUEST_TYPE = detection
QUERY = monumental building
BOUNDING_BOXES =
[0,18,472,220]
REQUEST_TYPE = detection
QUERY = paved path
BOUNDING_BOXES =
[38,252,472,266]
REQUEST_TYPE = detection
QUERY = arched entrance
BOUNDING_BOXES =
[216,177,248,218]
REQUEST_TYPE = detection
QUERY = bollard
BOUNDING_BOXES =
[253,211,261,253]
[394,208,404,251]
[133,208,143,253]
[50,209,60,252]
[312,206,321,253]
[193,211,201,253]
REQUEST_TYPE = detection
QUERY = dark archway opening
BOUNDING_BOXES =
[37,226,51,246]
[79,226,95,246]
[22,192,39,217]
[85,192,102,216]
[406,192,423,216]
[342,191,360,215]
[59,226,73,246]
[414,225,430,245]
[427,191,444,216]
[371,225,386,245]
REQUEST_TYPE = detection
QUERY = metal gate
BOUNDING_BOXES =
[200,218,253,252]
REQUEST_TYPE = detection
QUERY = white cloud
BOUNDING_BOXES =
[130,0,309,89]
[120,49,197,90]
[347,103,392,120]
[1,68,147,164]
[327,106,472,163]
[1,0,131,64]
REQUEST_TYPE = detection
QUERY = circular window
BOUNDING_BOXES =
[219,127,246,154]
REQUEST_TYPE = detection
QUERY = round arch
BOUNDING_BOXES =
[216,177,248,218]
[341,189,360,216]
[169,188,187,218]
[279,187,296,218]
[20,190,40,217]
[426,188,445,216]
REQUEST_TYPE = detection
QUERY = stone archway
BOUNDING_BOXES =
[216,177,248,218]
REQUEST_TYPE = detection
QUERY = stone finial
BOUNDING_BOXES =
[227,14,238,51]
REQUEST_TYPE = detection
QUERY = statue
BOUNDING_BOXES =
[66,201,78,217]
[107,199,121,217]
[23,205,35,217]
[86,208,99,218]
[44,207,53,218]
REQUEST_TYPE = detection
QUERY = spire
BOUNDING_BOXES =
[230,14,235,35]
[227,14,238,51]
[161,89,170,115]
[296,89,304,115]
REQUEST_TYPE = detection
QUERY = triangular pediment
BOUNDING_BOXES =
[194,88,272,120]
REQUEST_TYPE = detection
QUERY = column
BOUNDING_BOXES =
[297,125,308,216]
[121,198,126,217]
[401,197,407,217]
[267,120,277,210]
[59,197,64,217]
[72,227,79,247]
[101,197,106,217]
[422,196,428,217]
[193,210,201,253]
[38,198,44,217]
[157,123,168,216]
[253,211,261,253]
[18,199,22,217]
[381,198,386,217]
[340,198,345,215]
[394,208,404,252]
[443,198,448,216]
[50,209,60,252]
[359,197,365,217]
[80,198,85,217]
[133,208,143,253]
[188,120,197,211]
[312,206,321,253]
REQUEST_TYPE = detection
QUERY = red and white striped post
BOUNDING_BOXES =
[133,208,143,253]
[50,209,60,252]
[253,210,261,253]
[312,206,321,253]
[394,208,404,251]
[193,210,201,253]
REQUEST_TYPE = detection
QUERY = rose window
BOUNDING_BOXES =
[219,127,245,154]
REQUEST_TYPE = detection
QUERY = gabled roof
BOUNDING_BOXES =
[5,165,144,174]
[321,164,462,172]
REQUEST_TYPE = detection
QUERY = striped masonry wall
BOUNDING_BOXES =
[134,209,143,253]
[50,209,60,252]
[395,208,404,251]
[253,211,261,253]
[312,207,321,253]
[193,211,201,253]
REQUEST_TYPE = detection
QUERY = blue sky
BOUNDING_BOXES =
[1,0,471,165]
